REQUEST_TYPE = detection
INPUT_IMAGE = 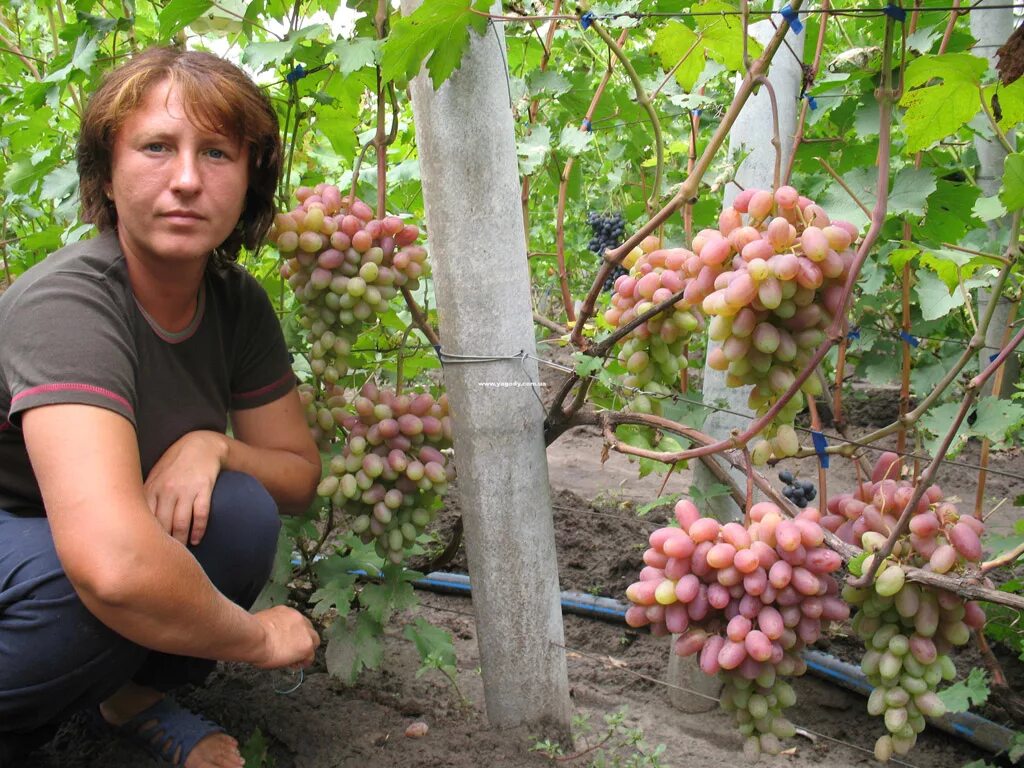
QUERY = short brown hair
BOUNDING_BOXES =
[77,46,281,265]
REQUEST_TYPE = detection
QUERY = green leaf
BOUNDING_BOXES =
[558,124,593,156]
[974,194,1007,221]
[573,351,604,377]
[527,70,571,98]
[518,124,551,175]
[1000,152,1024,212]
[324,612,384,683]
[938,668,989,713]
[637,492,684,517]
[888,167,936,218]
[158,0,213,38]
[847,551,868,577]
[900,82,980,153]
[888,246,919,271]
[651,22,704,92]
[4,154,60,195]
[310,571,357,618]
[331,38,381,76]
[358,564,418,624]
[988,77,1024,131]
[41,164,79,201]
[817,167,873,231]
[380,0,489,89]
[403,617,457,673]
[242,40,298,71]
[971,397,1024,445]
[917,181,979,243]
[688,483,729,508]
[239,728,274,768]
[914,268,962,321]
[699,1,762,71]
[919,401,970,457]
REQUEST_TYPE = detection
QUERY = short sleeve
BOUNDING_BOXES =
[3,272,137,425]
[229,271,295,410]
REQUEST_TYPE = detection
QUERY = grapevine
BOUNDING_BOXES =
[624,498,849,757]
[824,452,987,761]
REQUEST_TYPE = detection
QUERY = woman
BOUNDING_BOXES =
[0,48,321,768]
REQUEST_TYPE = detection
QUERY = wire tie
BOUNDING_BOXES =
[898,330,920,347]
[989,352,998,362]
[692,108,703,117]
[811,431,830,468]
[846,326,860,340]
[883,3,908,20]
[274,668,304,695]
[285,64,307,84]
[580,10,595,29]
[778,4,804,33]
[806,94,818,110]
[581,118,593,132]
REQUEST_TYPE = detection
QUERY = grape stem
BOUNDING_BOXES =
[400,286,440,346]
[751,75,782,191]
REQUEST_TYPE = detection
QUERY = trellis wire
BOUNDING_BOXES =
[526,354,1024,485]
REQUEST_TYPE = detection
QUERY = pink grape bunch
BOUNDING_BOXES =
[697,186,859,464]
[624,499,849,757]
[270,184,428,385]
[824,452,986,762]
[315,381,454,564]
[604,235,704,396]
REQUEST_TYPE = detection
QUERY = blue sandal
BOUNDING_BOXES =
[101,698,225,767]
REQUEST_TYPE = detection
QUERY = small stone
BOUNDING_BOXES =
[405,721,429,739]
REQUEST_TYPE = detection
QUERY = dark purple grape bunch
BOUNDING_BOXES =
[588,211,627,292]
[779,470,816,509]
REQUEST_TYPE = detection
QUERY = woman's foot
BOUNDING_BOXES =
[99,683,244,768]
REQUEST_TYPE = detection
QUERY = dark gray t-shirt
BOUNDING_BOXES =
[0,230,294,515]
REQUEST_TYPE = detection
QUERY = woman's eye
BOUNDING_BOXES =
[207,148,227,159]
[145,143,165,152]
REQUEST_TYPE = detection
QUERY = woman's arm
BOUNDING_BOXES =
[23,403,318,667]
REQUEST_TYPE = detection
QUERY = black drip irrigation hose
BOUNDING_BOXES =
[411,570,1017,756]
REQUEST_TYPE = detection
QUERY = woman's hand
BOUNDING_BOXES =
[144,430,228,545]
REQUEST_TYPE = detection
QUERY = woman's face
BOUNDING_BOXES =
[108,79,249,270]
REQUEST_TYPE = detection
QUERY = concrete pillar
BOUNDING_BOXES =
[400,1,572,736]
[971,0,1018,394]
[674,15,805,712]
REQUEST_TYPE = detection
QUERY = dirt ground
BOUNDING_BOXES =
[30,370,1024,768]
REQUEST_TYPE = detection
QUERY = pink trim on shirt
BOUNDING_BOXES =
[0,420,11,432]
[233,370,294,402]
[12,383,134,415]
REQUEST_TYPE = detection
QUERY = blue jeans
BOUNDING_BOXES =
[0,471,281,738]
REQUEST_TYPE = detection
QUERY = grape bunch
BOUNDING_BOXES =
[697,187,859,464]
[824,452,986,762]
[270,184,428,387]
[778,469,817,509]
[316,381,455,564]
[624,499,849,757]
[604,236,703,396]
[587,211,626,255]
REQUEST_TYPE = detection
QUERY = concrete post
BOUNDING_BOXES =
[971,1,1018,395]
[672,16,805,712]
[400,1,572,736]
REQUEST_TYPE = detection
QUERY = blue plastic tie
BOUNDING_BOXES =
[580,11,595,29]
[898,330,919,347]
[883,3,907,21]
[847,326,860,340]
[692,108,703,117]
[779,4,803,33]
[989,353,998,363]
[811,431,830,468]
[806,95,818,110]
[286,64,307,84]
[581,118,592,132]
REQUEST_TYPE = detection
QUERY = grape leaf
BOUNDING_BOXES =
[158,0,213,38]
[974,195,1007,222]
[919,401,970,457]
[331,38,381,76]
[637,492,685,517]
[310,571,358,618]
[324,612,384,683]
[903,52,986,91]
[971,397,1024,446]
[1000,152,1024,212]
[938,667,989,713]
[403,617,457,676]
[888,166,936,218]
[242,40,298,71]
[381,0,490,89]
[518,124,552,175]
[239,729,274,768]
[817,167,873,231]
[914,268,963,321]
[651,22,704,92]
[916,181,979,243]
[899,54,986,154]
[358,564,419,624]
[527,70,571,98]
[558,125,594,156]
[699,1,763,71]
[984,77,1024,132]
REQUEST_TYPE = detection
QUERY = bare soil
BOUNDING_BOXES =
[30,368,1024,768]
